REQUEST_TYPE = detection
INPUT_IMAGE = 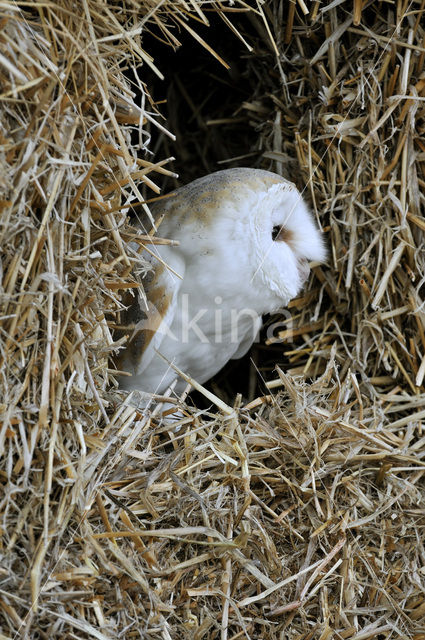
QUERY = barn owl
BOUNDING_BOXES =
[116,168,326,400]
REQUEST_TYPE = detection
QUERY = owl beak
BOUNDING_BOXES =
[298,259,310,285]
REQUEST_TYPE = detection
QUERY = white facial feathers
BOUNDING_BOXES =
[247,182,326,304]
[267,186,326,262]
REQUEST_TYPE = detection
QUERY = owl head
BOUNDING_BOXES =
[147,167,326,314]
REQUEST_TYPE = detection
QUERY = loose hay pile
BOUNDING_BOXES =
[1,1,425,639]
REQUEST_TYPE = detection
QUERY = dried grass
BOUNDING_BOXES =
[1,1,425,639]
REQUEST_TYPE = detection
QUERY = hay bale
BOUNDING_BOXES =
[1,1,425,639]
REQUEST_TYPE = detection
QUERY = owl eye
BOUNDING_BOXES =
[272,226,294,244]
[272,226,281,241]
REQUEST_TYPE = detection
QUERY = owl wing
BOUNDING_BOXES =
[118,252,185,380]
[230,316,262,360]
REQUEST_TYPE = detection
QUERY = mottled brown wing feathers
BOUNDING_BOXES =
[115,257,184,376]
